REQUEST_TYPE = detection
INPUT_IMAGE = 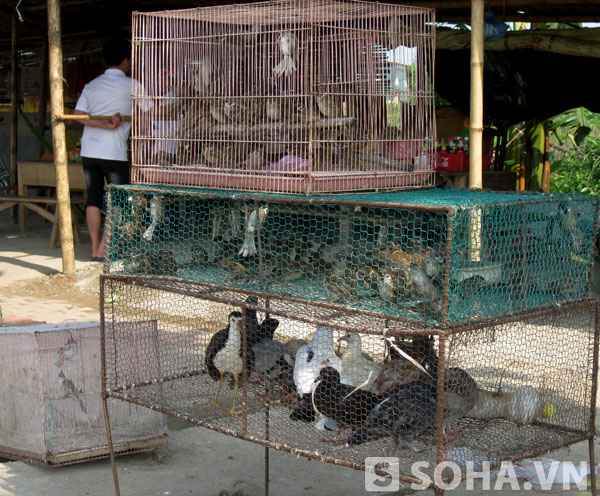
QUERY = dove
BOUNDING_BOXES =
[338,332,382,391]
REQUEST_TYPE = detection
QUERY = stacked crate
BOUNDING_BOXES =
[99,1,600,493]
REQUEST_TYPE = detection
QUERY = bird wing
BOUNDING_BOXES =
[444,367,479,420]
[293,344,317,395]
[205,328,229,380]
[252,340,293,380]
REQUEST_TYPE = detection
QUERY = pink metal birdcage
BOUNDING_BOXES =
[130,0,436,194]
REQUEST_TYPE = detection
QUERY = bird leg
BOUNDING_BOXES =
[393,435,421,453]
[443,429,464,442]
[226,376,240,423]
[320,423,351,444]
[203,374,225,412]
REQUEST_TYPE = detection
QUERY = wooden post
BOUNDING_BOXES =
[541,121,551,193]
[10,13,19,224]
[38,35,49,159]
[48,0,76,275]
[469,0,484,189]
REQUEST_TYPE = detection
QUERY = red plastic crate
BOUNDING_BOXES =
[435,151,489,171]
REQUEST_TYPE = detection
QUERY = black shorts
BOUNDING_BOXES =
[82,157,130,208]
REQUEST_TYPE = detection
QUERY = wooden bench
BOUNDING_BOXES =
[0,195,85,249]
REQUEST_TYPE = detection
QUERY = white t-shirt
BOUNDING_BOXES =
[76,68,146,161]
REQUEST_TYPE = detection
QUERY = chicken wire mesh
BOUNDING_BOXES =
[104,184,599,327]
[100,276,598,487]
[129,0,436,194]
[0,322,167,465]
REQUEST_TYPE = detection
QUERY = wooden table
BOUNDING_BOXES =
[1,161,88,248]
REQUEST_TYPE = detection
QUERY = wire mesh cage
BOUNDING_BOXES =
[0,322,167,465]
[129,0,436,194]
[100,276,598,490]
[104,184,599,327]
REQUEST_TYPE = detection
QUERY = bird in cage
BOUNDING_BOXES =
[251,338,296,401]
[244,294,280,348]
[209,102,230,124]
[58,369,87,414]
[378,268,399,303]
[346,354,438,452]
[337,332,382,391]
[371,335,434,396]
[204,311,253,419]
[241,148,265,170]
[290,326,345,430]
[223,100,262,124]
[316,94,343,119]
[468,384,544,427]
[192,59,213,94]
[312,366,382,437]
[201,144,245,167]
[443,367,479,441]
[142,195,165,241]
[273,31,297,78]
[265,99,281,121]
[239,206,269,258]
[54,335,79,368]
[118,193,147,244]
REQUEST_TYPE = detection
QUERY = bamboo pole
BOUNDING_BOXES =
[38,35,49,159]
[48,0,76,275]
[57,114,131,121]
[469,0,484,189]
[10,13,18,224]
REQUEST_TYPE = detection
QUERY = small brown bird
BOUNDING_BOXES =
[241,148,265,170]
[202,145,243,166]
[378,269,398,303]
[210,103,230,123]
[193,59,212,93]
[370,357,421,396]
[265,99,282,120]
[316,94,342,118]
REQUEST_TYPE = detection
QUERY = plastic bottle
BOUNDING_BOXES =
[448,137,455,153]
[464,136,470,154]
[457,137,464,153]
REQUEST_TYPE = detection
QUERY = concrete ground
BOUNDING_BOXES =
[1,207,600,496]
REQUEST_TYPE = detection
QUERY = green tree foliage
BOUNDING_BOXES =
[550,134,600,194]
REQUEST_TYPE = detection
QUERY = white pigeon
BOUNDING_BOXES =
[338,332,382,391]
[293,326,345,431]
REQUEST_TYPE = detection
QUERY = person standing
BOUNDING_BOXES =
[73,37,144,261]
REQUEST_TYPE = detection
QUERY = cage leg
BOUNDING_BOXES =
[102,392,121,496]
[265,396,270,496]
[590,437,597,496]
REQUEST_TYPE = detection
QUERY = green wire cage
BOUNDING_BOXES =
[103,184,599,327]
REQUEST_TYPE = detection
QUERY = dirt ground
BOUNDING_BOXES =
[1,210,600,496]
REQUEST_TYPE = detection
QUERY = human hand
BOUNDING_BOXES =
[106,112,125,129]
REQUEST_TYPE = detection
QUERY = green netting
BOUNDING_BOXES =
[104,184,599,326]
